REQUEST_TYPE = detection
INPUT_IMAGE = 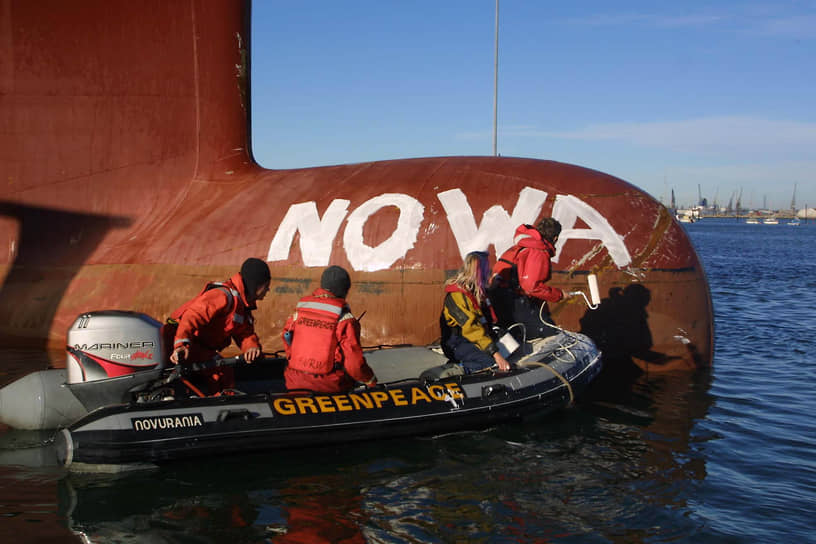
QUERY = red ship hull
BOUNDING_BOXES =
[0,1,712,376]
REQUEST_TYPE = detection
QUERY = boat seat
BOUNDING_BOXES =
[365,345,449,383]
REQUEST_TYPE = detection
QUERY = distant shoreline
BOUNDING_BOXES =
[702,214,795,219]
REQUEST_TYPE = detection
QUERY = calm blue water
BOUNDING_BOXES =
[1,218,815,543]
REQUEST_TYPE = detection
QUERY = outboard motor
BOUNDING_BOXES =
[0,311,172,430]
[66,310,167,382]
[65,311,170,411]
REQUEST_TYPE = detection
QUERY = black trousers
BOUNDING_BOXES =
[489,286,557,341]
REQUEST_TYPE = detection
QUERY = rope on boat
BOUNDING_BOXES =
[498,302,579,404]
[520,360,575,404]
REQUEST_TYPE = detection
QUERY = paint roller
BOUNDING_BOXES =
[587,273,600,306]
[569,273,600,310]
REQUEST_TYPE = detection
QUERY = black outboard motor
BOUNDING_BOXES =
[66,311,169,411]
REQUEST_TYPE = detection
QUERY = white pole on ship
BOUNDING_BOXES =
[492,0,499,156]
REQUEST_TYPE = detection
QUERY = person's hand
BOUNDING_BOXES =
[493,352,511,372]
[560,289,572,301]
[243,347,262,363]
[170,344,189,364]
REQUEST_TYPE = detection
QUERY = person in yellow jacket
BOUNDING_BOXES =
[440,251,511,373]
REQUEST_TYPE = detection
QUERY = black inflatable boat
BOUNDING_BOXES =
[0,310,601,467]
[56,336,599,466]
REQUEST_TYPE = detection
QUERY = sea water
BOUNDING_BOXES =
[1,218,814,543]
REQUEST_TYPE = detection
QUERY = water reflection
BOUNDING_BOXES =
[59,446,401,543]
[0,463,75,543]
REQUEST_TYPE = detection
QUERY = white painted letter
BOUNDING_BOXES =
[343,194,425,272]
[437,187,548,258]
[551,194,632,267]
[266,200,350,266]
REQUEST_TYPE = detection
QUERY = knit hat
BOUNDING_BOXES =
[240,258,271,297]
[320,265,351,298]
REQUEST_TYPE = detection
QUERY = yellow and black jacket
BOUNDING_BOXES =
[440,284,499,357]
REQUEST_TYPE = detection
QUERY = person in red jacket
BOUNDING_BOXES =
[489,217,569,340]
[282,265,377,393]
[168,257,271,394]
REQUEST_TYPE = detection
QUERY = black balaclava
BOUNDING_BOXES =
[240,258,271,298]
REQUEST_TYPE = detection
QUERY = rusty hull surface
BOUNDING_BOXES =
[0,1,712,377]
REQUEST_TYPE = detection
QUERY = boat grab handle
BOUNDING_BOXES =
[217,409,257,423]
[481,383,508,399]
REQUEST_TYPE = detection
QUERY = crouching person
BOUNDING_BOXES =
[489,217,568,339]
[282,266,377,393]
[440,252,511,374]
[168,257,271,395]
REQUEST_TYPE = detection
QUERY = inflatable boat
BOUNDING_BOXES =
[0,310,601,467]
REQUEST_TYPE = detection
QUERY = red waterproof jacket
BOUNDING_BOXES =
[492,224,564,302]
[282,288,375,392]
[170,273,262,361]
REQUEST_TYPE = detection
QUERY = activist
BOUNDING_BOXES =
[489,217,568,339]
[282,265,377,393]
[440,251,511,373]
[168,257,270,394]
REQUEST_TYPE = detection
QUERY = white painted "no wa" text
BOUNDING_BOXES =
[267,187,631,272]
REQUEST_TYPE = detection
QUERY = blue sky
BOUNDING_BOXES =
[250,1,815,210]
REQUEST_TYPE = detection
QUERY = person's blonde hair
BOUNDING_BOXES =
[446,251,491,306]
